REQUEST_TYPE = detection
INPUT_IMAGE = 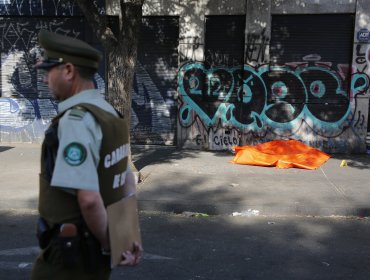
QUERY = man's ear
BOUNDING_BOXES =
[63,63,76,80]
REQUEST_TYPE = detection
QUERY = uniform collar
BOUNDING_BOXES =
[58,89,101,113]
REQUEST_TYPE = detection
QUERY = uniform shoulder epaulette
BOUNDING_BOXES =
[68,105,87,120]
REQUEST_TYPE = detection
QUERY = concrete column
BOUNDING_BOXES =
[244,0,271,67]
[352,0,370,152]
[176,0,207,149]
[272,0,356,14]
[178,0,206,64]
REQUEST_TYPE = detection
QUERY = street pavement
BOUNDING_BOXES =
[1,211,370,280]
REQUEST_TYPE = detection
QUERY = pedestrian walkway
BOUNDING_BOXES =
[0,143,369,217]
[132,146,370,217]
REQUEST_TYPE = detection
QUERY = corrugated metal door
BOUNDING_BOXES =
[204,15,246,124]
[205,15,245,68]
[131,16,179,145]
[269,14,354,124]
[271,14,354,66]
[0,17,91,99]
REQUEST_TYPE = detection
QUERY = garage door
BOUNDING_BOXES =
[131,16,179,145]
[269,14,355,123]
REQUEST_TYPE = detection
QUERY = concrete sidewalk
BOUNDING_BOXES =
[0,143,369,217]
[132,146,370,217]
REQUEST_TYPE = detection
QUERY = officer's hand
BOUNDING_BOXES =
[120,241,143,266]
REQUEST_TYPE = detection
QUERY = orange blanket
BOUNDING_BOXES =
[230,140,330,170]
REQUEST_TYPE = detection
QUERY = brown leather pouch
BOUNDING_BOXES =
[58,223,81,268]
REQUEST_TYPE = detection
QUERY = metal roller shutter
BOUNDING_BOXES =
[270,14,355,123]
[205,15,245,68]
[271,14,354,66]
[0,17,89,99]
[203,15,246,125]
[131,16,179,145]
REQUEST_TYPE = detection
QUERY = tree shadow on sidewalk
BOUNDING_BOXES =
[0,146,14,153]
[131,146,234,171]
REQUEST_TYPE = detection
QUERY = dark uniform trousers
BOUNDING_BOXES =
[31,237,111,280]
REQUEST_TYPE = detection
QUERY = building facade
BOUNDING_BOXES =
[0,0,369,153]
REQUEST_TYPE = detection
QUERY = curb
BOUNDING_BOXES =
[137,200,370,217]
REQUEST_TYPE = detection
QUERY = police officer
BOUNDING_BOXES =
[31,30,142,280]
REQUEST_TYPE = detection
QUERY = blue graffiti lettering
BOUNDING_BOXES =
[177,62,369,135]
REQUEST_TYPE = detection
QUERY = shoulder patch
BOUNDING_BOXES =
[68,106,87,120]
[63,142,87,166]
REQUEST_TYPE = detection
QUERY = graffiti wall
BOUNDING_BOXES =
[178,61,369,152]
[0,1,178,146]
[0,17,90,142]
[0,16,108,142]
[0,1,369,153]
[177,13,370,153]
[0,0,107,143]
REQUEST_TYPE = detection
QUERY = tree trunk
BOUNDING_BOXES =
[76,0,143,121]
[106,2,142,120]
